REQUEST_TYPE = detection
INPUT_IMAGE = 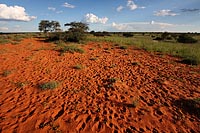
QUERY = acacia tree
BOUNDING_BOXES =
[51,21,61,32]
[64,22,89,42]
[38,20,50,33]
[38,20,61,33]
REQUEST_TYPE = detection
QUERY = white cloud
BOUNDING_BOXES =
[84,13,108,24]
[150,20,174,29]
[154,10,178,16]
[139,6,146,9]
[63,2,75,8]
[126,0,145,11]
[117,6,124,12]
[48,7,56,11]
[48,7,63,14]
[0,4,36,21]
[112,22,132,30]
[127,0,137,10]
[111,21,174,31]
[0,26,8,31]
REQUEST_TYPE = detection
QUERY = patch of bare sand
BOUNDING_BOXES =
[0,38,199,133]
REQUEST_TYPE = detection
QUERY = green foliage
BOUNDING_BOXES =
[89,57,98,61]
[59,45,84,54]
[86,33,200,65]
[92,31,111,37]
[0,36,10,44]
[177,34,198,43]
[0,34,30,44]
[65,22,89,32]
[65,31,86,43]
[39,81,59,90]
[73,64,83,69]
[47,32,65,42]
[123,32,133,37]
[64,22,89,42]
[39,20,61,33]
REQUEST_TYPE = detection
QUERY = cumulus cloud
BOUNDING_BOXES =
[0,4,36,21]
[0,26,8,31]
[154,10,178,16]
[48,7,56,11]
[117,6,124,12]
[63,2,75,8]
[84,13,108,24]
[127,0,137,10]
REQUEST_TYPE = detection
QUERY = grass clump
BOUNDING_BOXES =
[89,57,98,61]
[2,70,12,77]
[59,45,84,54]
[73,64,84,69]
[16,82,28,88]
[0,36,10,44]
[108,78,118,83]
[39,81,59,90]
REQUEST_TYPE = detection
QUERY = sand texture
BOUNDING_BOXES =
[0,38,200,133]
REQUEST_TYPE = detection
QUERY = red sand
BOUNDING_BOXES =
[0,38,199,133]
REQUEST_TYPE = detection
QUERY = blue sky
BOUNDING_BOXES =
[0,0,200,32]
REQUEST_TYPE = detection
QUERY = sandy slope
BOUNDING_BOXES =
[0,38,199,133]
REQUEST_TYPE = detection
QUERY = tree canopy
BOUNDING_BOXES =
[64,22,89,33]
[64,22,89,42]
[38,20,61,33]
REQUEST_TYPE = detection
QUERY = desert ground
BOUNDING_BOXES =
[0,37,199,133]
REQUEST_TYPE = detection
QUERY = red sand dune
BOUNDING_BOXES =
[0,38,199,133]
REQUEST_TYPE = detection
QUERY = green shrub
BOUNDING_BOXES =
[177,34,198,43]
[47,32,66,42]
[153,37,162,41]
[2,70,12,77]
[64,22,89,43]
[59,45,84,54]
[39,81,59,90]
[73,64,83,69]
[123,32,133,37]
[65,31,86,43]
[0,37,10,44]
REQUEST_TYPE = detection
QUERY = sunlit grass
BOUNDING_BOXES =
[0,33,34,45]
[86,34,200,65]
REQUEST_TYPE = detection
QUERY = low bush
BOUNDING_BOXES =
[59,45,84,54]
[177,34,198,43]
[47,32,65,42]
[153,37,162,41]
[65,31,86,43]
[73,64,83,69]
[123,32,133,37]
[93,31,111,37]
[39,81,59,90]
